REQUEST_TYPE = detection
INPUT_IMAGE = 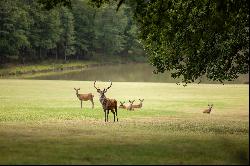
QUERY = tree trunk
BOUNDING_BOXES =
[64,44,67,62]
[55,47,58,60]
[39,47,41,60]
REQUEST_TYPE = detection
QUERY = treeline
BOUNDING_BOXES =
[0,0,144,64]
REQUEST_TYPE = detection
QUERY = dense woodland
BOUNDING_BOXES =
[0,0,144,64]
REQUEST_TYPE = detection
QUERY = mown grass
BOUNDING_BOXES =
[0,79,249,164]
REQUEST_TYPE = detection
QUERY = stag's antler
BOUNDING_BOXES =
[104,80,112,92]
[107,80,112,89]
[139,99,144,102]
[94,80,99,90]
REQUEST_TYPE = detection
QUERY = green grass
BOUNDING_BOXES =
[0,79,249,164]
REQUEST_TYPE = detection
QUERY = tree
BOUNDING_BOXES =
[38,0,249,84]
[57,7,76,61]
[133,0,249,84]
[0,0,30,63]
[71,0,96,59]
[93,3,127,55]
[27,1,62,61]
[122,5,143,56]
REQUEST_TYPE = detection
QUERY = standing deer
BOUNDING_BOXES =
[94,81,118,122]
[74,88,94,109]
[132,99,144,109]
[203,104,213,114]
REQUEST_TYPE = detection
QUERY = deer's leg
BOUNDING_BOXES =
[91,99,94,109]
[104,110,106,122]
[81,100,82,109]
[116,112,118,122]
[107,110,109,122]
[114,106,118,122]
[115,107,118,122]
[112,111,115,122]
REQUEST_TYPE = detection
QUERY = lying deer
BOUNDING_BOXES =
[132,99,144,109]
[119,101,129,110]
[74,88,94,109]
[203,104,213,114]
[94,80,118,122]
[128,100,135,111]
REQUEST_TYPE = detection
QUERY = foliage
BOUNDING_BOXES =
[0,0,30,62]
[133,0,249,84]
[41,0,249,84]
[71,0,95,58]
[0,0,144,64]
[58,7,76,60]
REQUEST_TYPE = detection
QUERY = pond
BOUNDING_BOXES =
[29,63,248,84]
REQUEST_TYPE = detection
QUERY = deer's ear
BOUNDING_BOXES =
[74,88,76,90]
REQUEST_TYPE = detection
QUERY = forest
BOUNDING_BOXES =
[0,0,144,64]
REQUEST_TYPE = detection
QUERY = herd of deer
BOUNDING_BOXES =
[74,81,214,122]
[118,99,144,111]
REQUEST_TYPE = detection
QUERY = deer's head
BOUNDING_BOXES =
[119,101,125,108]
[74,88,80,95]
[208,104,213,109]
[94,80,112,98]
[139,99,144,103]
[129,100,135,105]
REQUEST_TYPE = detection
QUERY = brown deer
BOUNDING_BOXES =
[119,101,129,110]
[132,99,144,109]
[74,88,94,109]
[94,81,118,122]
[128,100,135,111]
[203,104,213,114]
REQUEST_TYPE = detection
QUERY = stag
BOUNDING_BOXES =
[203,104,213,114]
[119,101,129,110]
[132,99,144,109]
[128,100,135,111]
[74,88,94,109]
[94,81,118,122]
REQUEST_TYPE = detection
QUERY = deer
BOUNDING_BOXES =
[203,104,213,114]
[128,100,135,111]
[132,99,144,109]
[94,80,118,122]
[74,88,94,109]
[119,101,129,110]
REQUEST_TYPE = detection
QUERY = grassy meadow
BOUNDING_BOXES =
[0,79,249,164]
